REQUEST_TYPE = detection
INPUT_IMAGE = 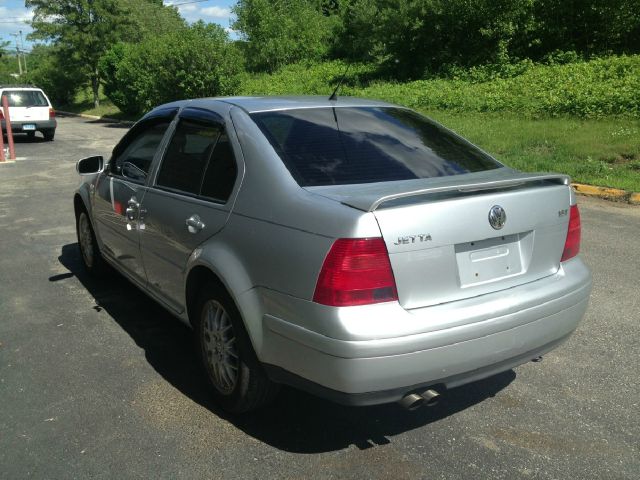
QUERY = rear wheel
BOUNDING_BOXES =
[43,129,55,141]
[195,283,279,413]
[76,209,107,276]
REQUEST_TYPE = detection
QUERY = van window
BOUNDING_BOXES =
[4,90,49,107]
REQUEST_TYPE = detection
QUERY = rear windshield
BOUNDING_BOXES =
[4,90,49,107]
[251,107,501,186]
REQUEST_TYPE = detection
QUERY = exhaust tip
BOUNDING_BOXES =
[420,388,440,407]
[531,356,543,363]
[399,393,424,411]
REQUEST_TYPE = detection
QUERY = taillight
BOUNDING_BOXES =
[313,238,398,307]
[561,204,581,262]
[49,108,55,119]
[0,109,3,120]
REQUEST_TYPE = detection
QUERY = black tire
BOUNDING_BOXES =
[76,209,107,276]
[43,129,55,141]
[194,282,279,413]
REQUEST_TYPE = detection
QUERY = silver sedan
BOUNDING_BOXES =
[74,96,592,412]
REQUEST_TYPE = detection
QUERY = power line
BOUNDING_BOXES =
[166,0,213,6]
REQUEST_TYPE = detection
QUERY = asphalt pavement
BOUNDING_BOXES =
[0,116,638,479]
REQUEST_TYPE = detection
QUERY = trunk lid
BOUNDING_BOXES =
[308,170,572,309]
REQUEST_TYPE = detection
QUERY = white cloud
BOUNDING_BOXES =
[200,6,231,19]
[178,5,198,13]
[0,7,34,47]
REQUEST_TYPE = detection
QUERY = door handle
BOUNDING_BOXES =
[186,215,205,234]
[126,197,139,222]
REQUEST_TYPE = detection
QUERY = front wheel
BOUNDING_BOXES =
[76,209,107,276]
[195,283,279,413]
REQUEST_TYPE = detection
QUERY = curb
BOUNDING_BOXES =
[572,183,640,205]
[56,110,136,126]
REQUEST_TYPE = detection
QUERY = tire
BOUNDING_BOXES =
[43,129,55,141]
[194,282,279,413]
[76,209,107,276]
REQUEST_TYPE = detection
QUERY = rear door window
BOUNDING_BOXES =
[156,109,237,201]
[251,107,501,186]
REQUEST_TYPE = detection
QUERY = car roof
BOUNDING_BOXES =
[0,85,42,90]
[155,96,400,114]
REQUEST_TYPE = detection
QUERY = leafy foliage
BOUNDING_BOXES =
[240,60,376,95]
[23,45,85,105]
[100,22,244,115]
[26,0,186,107]
[232,0,339,72]
[239,55,640,119]
[26,0,128,107]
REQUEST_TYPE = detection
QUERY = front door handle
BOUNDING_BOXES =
[186,215,205,234]
[125,197,139,222]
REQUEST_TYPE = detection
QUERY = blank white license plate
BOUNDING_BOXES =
[23,124,36,131]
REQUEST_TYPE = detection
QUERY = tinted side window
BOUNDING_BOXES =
[157,119,220,195]
[200,132,237,202]
[111,121,171,182]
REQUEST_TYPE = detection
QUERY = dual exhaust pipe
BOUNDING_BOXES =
[399,388,441,410]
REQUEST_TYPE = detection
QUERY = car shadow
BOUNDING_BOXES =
[54,242,516,453]
[4,133,47,143]
[86,119,132,129]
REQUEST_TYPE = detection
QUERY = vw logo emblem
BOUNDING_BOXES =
[488,205,507,230]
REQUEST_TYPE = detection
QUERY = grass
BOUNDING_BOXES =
[57,88,139,122]
[423,111,640,192]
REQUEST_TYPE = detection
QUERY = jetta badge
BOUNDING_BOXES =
[488,205,507,230]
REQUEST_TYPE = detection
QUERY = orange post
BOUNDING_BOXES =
[0,112,5,162]
[1,95,16,160]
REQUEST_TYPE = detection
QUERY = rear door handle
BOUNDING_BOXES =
[186,215,205,234]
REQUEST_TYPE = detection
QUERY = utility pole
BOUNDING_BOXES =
[10,33,22,76]
[19,31,27,73]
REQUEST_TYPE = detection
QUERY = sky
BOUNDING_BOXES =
[0,0,237,51]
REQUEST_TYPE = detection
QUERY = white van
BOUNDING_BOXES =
[0,85,57,141]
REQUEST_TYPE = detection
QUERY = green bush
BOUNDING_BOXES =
[239,55,640,119]
[240,60,377,96]
[24,46,85,105]
[100,22,244,115]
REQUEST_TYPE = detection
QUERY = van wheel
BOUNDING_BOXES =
[76,209,107,276]
[195,283,279,413]
[43,129,55,141]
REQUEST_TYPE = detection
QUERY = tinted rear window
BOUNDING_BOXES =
[4,90,48,107]
[251,107,501,186]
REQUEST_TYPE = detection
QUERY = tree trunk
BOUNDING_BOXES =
[92,69,100,108]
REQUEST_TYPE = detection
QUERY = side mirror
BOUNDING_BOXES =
[76,156,104,175]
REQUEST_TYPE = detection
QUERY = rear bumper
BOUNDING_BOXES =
[1,119,56,132]
[259,258,592,405]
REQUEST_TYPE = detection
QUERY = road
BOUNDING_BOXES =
[1,116,638,479]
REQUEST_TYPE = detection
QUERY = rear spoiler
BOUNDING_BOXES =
[307,172,571,212]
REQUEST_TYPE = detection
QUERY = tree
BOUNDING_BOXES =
[116,0,186,43]
[26,0,127,108]
[100,22,244,115]
[232,0,339,72]
[24,45,86,105]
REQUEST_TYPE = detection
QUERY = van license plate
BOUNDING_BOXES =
[23,124,36,131]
